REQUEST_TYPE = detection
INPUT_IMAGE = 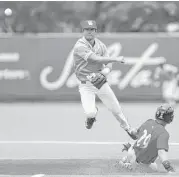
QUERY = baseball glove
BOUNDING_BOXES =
[87,72,107,89]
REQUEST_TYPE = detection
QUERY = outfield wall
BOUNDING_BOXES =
[0,33,179,102]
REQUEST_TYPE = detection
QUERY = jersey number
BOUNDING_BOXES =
[136,129,151,149]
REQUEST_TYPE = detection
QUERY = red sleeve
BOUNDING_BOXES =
[157,132,169,152]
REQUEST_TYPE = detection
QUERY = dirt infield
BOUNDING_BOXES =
[0,159,178,175]
[0,102,178,175]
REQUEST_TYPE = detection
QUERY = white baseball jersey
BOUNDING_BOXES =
[73,36,109,82]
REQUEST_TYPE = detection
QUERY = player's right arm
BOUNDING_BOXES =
[157,132,175,173]
[88,53,124,64]
[73,45,124,64]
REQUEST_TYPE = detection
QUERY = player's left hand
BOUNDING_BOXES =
[87,72,107,89]
[122,142,132,152]
[168,166,176,173]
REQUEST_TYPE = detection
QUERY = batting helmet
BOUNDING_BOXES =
[155,104,174,124]
[80,20,97,30]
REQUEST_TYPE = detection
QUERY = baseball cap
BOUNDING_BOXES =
[80,20,97,29]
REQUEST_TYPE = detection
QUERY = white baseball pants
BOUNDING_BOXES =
[78,81,130,129]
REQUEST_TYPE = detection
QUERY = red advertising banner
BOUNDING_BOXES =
[0,34,178,101]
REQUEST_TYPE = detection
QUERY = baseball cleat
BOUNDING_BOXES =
[85,117,96,129]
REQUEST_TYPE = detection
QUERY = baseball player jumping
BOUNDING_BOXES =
[73,20,136,139]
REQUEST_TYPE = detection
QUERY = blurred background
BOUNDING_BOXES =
[1,1,179,33]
